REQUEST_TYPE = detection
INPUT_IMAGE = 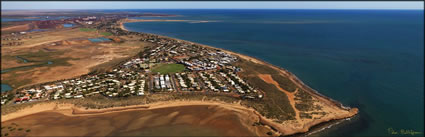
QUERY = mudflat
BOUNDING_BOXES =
[1,102,269,136]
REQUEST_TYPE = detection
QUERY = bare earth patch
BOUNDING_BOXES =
[1,101,271,136]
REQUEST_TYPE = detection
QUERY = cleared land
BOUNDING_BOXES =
[1,27,152,90]
[1,22,33,33]
[1,95,273,137]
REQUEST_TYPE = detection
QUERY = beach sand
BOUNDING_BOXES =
[1,101,271,136]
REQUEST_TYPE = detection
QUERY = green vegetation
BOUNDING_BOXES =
[152,63,185,74]
[245,76,295,121]
[235,59,297,92]
[232,59,302,122]
[79,28,96,32]
[101,32,112,36]
[294,89,316,112]
[1,72,32,90]
[235,59,279,76]
[1,50,75,89]
[12,50,74,68]
[1,57,313,126]
[271,74,297,92]
[300,112,313,119]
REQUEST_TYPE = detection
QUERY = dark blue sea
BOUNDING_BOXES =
[124,9,424,136]
[1,16,69,22]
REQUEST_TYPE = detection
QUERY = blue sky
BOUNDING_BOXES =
[2,1,424,10]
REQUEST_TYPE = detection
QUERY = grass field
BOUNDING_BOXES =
[101,32,112,36]
[79,28,96,32]
[152,63,185,74]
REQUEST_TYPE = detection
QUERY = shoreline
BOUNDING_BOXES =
[1,19,358,136]
[1,100,269,136]
[2,100,263,122]
[119,20,358,135]
[119,20,353,110]
[122,18,219,23]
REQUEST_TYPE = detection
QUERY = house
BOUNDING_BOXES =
[1,99,7,105]
[258,94,263,98]
[74,95,84,99]
[53,95,61,100]
[139,64,149,69]
[64,93,72,99]
[15,97,29,103]
[44,85,52,90]
[137,91,144,96]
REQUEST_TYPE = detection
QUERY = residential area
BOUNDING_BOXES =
[1,18,264,105]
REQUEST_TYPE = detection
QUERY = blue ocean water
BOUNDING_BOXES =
[1,16,69,22]
[124,10,424,136]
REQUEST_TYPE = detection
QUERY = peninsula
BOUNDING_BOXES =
[1,10,358,136]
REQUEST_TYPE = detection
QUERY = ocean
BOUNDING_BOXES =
[1,16,69,22]
[123,9,424,136]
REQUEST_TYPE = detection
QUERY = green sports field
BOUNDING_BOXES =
[151,63,185,74]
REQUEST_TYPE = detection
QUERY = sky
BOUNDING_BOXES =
[1,1,424,10]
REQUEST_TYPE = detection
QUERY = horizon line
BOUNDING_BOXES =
[2,8,424,10]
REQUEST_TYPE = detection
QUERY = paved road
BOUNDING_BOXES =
[169,74,180,92]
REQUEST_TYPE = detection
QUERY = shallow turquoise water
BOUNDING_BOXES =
[1,84,12,93]
[16,56,28,63]
[63,24,74,28]
[124,9,424,136]
[88,37,111,42]
[1,60,54,91]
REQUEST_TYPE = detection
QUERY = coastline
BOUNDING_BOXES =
[119,19,352,109]
[1,100,271,136]
[1,100,261,122]
[119,20,358,135]
[1,19,358,137]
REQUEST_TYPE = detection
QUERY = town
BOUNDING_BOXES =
[1,18,264,105]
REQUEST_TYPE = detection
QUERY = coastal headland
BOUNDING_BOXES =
[1,13,358,137]
[119,18,359,135]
